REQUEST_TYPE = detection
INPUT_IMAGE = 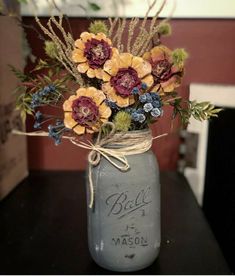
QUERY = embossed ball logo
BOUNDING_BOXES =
[105,187,152,219]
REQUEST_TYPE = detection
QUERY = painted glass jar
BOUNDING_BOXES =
[86,130,160,272]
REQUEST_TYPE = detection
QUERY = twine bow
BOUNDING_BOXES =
[69,122,131,209]
[71,122,130,171]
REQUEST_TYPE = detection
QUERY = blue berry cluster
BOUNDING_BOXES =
[48,120,69,145]
[131,109,146,123]
[140,92,162,118]
[129,83,163,124]
[30,84,57,109]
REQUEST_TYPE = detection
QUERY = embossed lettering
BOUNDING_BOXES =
[105,187,152,219]
[112,236,148,247]
[112,238,120,246]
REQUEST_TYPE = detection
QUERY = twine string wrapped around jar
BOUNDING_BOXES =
[12,123,167,209]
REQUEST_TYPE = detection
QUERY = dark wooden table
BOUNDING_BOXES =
[0,171,231,275]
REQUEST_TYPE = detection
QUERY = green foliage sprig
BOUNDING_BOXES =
[11,61,73,122]
[171,98,222,126]
[9,65,29,82]
[190,101,222,121]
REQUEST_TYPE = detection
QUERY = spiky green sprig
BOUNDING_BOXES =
[44,40,59,59]
[172,48,189,67]
[158,22,172,36]
[88,20,108,35]
[9,65,29,82]
[113,111,132,132]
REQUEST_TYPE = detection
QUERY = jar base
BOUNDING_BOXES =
[90,248,160,272]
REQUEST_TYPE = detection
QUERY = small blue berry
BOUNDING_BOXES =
[55,137,61,146]
[48,84,56,92]
[33,122,41,129]
[150,92,160,101]
[139,94,147,103]
[151,108,162,118]
[141,83,147,90]
[55,119,63,126]
[143,103,153,112]
[105,99,118,109]
[35,111,43,121]
[43,86,51,93]
[138,113,146,123]
[48,122,66,145]
[131,112,140,122]
[152,100,161,108]
[37,90,44,96]
[132,87,139,95]
[146,93,153,103]
[125,107,133,113]
[136,108,144,114]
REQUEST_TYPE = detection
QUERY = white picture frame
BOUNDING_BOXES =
[185,83,235,206]
[21,0,235,18]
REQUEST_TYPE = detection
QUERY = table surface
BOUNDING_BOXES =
[0,171,231,275]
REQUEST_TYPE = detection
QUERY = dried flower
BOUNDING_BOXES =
[143,45,184,94]
[12,9,221,141]
[102,53,153,107]
[72,32,119,79]
[63,87,111,134]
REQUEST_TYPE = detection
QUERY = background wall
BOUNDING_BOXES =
[22,18,235,171]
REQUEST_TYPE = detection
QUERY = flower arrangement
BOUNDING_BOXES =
[9,4,223,270]
[12,2,221,146]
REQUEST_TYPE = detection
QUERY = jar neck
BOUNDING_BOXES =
[100,128,153,149]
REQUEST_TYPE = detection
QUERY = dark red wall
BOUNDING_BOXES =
[22,18,235,171]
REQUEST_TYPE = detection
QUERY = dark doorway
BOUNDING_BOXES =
[203,107,235,273]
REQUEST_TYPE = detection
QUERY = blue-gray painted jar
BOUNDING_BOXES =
[86,132,160,272]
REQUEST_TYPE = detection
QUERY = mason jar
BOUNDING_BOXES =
[86,129,161,272]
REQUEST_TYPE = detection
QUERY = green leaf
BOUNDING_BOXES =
[20,110,26,124]
[8,65,29,82]
[211,108,223,113]
[88,2,101,11]
[48,69,53,78]
[32,59,55,72]
[43,75,52,83]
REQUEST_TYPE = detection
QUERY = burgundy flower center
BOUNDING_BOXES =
[84,38,111,69]
[110,67,141,97]
[152,59,172,82]
[71,96,99,127]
